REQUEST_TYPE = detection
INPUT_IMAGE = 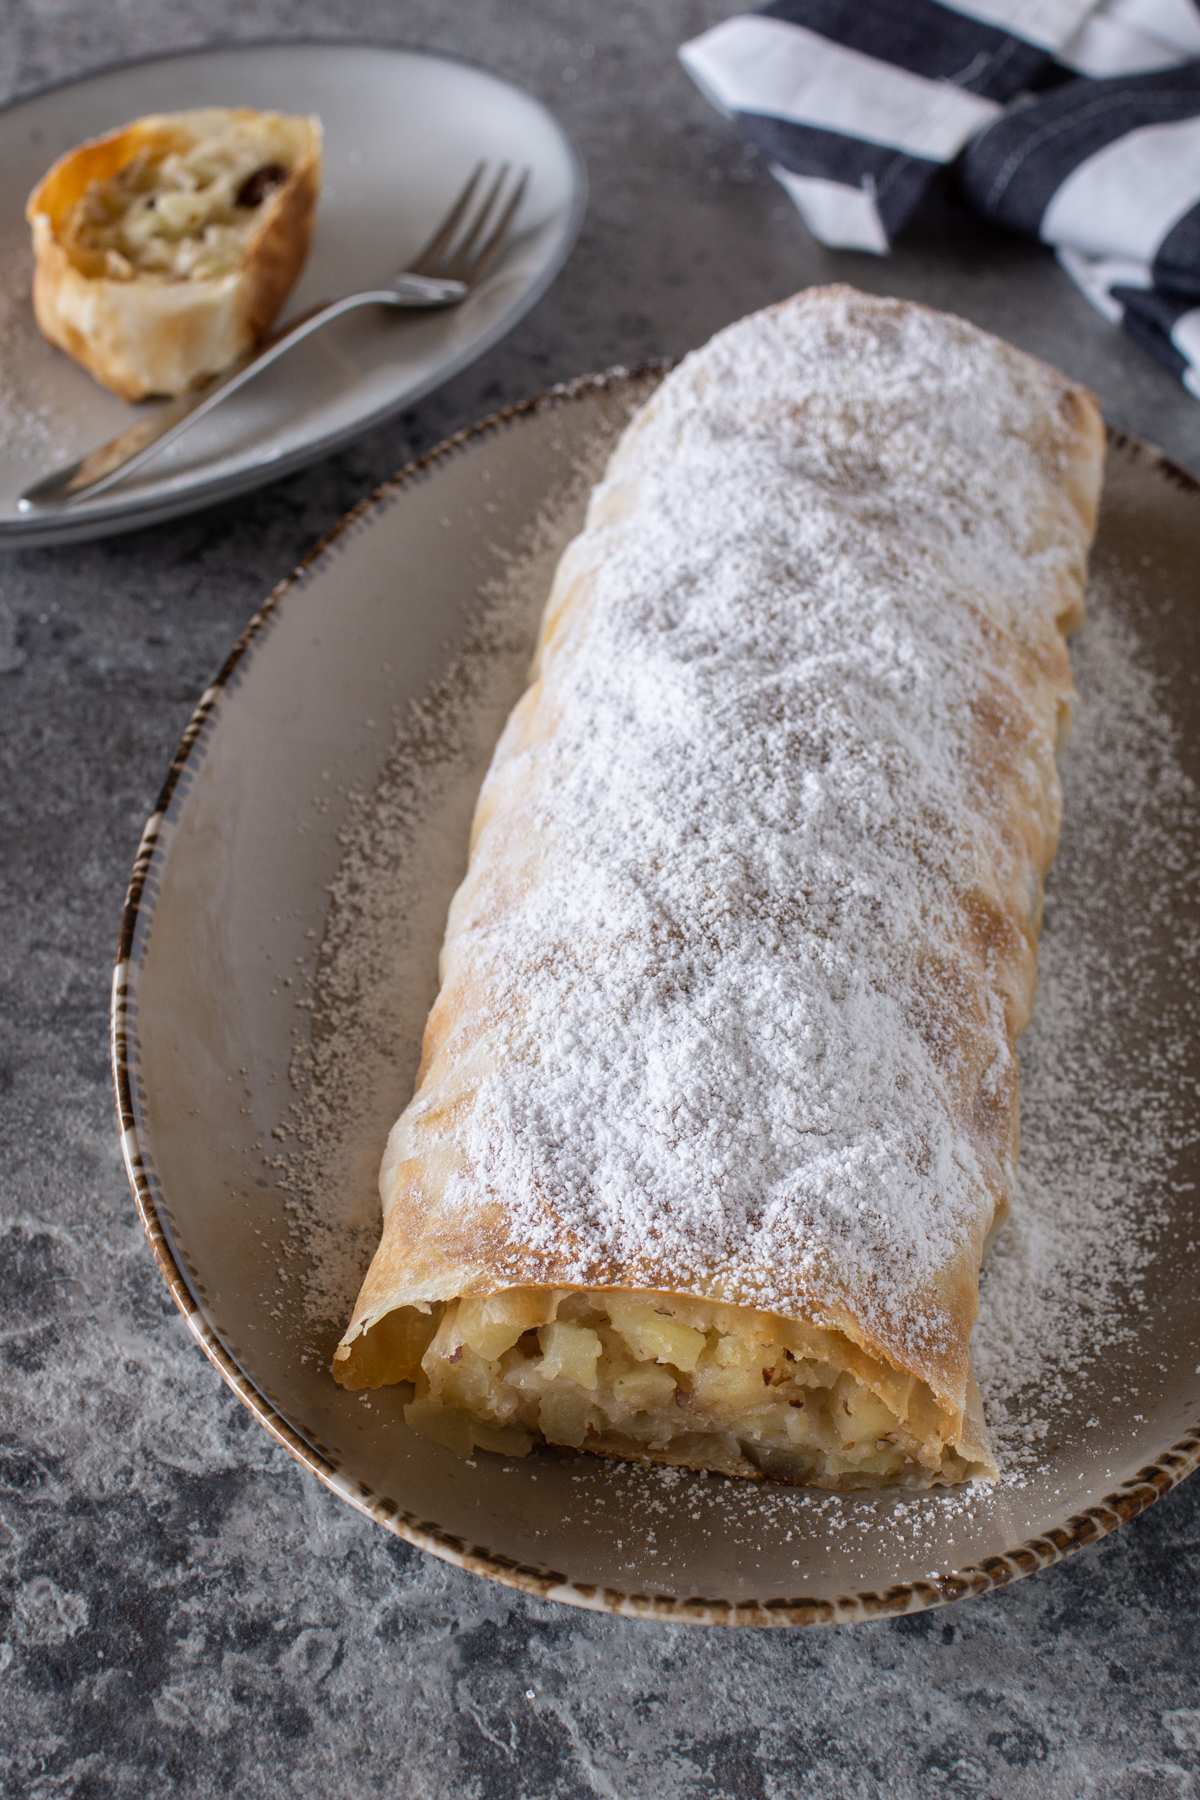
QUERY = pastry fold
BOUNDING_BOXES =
[333,287,1105,1490]
[27,108,321,399]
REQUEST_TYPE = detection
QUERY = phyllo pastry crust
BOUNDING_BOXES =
[333,287,1105,1491]
[26,107,321,399]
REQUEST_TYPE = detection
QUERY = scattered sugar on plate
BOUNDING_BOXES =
[0,239,72,465]
[973,581,1200,1474]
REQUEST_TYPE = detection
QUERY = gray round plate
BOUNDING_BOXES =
[0,41,585,548]
[113,370,1200,1626]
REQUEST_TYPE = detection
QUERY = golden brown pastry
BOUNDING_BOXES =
[26,108,321,399]
[332,287,1105,1490]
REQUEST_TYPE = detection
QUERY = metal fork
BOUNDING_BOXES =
[18,163,529,511]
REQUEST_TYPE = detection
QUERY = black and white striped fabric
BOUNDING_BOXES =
[680,0,1200,396]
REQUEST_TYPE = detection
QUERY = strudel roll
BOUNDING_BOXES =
[333,287,1105,1490]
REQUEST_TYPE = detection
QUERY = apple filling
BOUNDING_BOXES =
[378,1289,984,1489]
[65,115,308,282]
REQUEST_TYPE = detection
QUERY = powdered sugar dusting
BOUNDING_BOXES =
[399,292,1093,1389]
[0,239,68,463]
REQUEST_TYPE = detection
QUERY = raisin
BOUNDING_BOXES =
[236,163,288,208]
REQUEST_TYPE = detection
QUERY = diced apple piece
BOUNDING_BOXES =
[831,1373,898,1442]
[456,1292,547,1361]
[594,1325,638,1380]
[713,1333,760,1371]
[439,1345,495,1415]
[795,1358,840,1389]
[610,1366,677,1414]
[539,1390,598,1447]
[537,1320,602,1389]
[499,1342,535,1380]
[784,1403,818,1446]
[606,1298,706,1371]
[689,1360,769,1417]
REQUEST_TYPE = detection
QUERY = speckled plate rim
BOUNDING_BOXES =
[111,377,1200,1627]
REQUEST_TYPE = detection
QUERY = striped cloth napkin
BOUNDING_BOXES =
[680,1,1200,397]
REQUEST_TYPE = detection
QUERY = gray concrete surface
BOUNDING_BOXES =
[2,3,1199,1795]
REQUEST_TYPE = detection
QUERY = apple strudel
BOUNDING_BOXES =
[332,286,1105,1490]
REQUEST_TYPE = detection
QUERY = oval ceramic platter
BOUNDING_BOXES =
[0,41,584,548]
[113,369,1200,1627]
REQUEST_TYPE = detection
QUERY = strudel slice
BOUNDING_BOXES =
[333,287,1105,1490]
[27,108,321,399]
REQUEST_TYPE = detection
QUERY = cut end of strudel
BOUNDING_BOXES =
[332,286,1105,1491]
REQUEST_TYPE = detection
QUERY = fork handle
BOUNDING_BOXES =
[18,277,462,511]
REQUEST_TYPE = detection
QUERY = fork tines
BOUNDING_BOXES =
[411,163,530,286]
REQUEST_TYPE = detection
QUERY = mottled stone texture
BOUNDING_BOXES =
[1,3,1199,1795]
